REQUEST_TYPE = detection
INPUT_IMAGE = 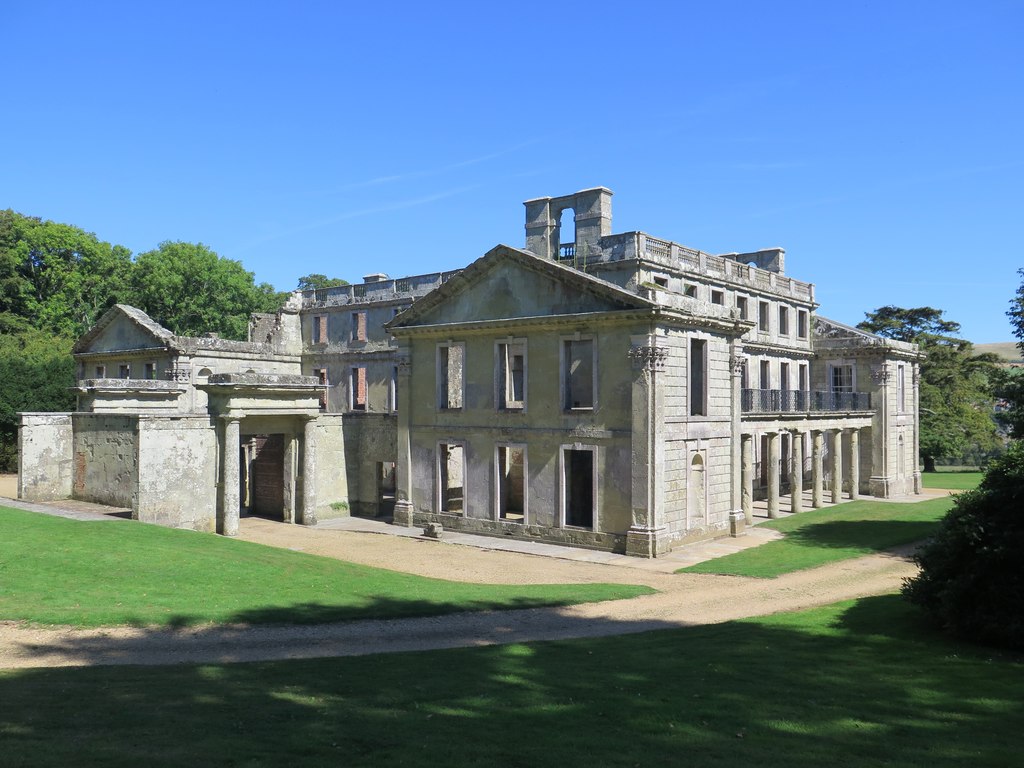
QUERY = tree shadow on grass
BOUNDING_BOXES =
[1,595,1021,768]
[781,519,938,552]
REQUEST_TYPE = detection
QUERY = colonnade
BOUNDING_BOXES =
[740,427,864,524]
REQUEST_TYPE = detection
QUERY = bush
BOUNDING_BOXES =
[903,441,1024,649]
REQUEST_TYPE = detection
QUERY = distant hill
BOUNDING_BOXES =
[976,342,1023,364]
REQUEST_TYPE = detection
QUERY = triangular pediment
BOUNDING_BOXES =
[73,304,176,354]
[389,245,653,328]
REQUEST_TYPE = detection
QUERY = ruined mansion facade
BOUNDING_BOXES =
[18,188,923,556]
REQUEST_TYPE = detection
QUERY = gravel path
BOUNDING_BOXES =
[0,515,920,669]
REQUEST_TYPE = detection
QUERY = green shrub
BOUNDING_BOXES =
[903,441,1024,649]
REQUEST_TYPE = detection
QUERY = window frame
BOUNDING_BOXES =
[494,442,528,524]
[436,440,467,516]
[495,339,527,411]
[436,342,465,411]
[561,335,597,412]
[349,366,367,411]
[689,337,708,416]
[312,314,328,345]
[559,444,597,530]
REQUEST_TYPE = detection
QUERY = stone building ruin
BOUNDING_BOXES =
[18,188,923,556]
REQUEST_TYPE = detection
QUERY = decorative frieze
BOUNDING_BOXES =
[628,345,667,371]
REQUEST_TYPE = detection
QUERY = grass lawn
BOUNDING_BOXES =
[0,595,1019,767]
[0,506,651,627]
[921,470,984,490]
[679,496,954,577]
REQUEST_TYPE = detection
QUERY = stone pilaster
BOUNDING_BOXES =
[393,346,415,527]
[626,341,669,557]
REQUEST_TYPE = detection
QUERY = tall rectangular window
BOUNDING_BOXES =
[711,290,724,305]
[778,306,789,336]
[350,367,366,411]
[496,445,526,522]
[736,296,749,320]
[563,447,594,528]
[798,363,808,391]
[760,360,771,390]
[897,365,906,412]
[797,310,809,339]
[438,442,465,514]
[312,314,328,344]
[780,362,790,390]
[830,364,854,393]
[497,341,526,410]
[437,344,464,410]
[758,301,770,332]
[143,362,157,380]
[118,364,131,379]
[689,338,707,416]
[390,366,398,412]
[563,338,594,410]
[95,365,106,378]
[351,311,367,342]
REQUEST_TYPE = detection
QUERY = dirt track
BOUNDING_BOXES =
[0,514,919,669]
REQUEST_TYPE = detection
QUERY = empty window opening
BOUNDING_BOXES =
[558,208,576,258]
[897,365,906,412]
[438,443,465,514]
[350,366,367,411]
[736,296,749,320]
[564,339,594,409]
[94,365,106,378]
[779,306,790,336]
[760,360,771,390]
[498,342,526,409]
[780,362,790,391]
[690,338,707,416]
[118,364,130,379]
[758,301,770,332]
[314,368,329,410]
[798,363,808,392]
[313,314,328,344]
[144,362,156,380]
[390,366,398,412]
[497,445,526,522]
[376,461,396,517]
[684,285,698,298]
[351,311,367,342]
[797,310,809,338]
[711,290,724,305]
[653,274,669,288]
[437,344,464,409]
[564,448,594,528]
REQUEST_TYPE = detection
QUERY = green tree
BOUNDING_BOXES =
[858,306,1000,472]
[126,241,284,340]
[0,209,131,336]
[903,440,1024,649]
[993,269,1024,438]
[0,313,76,471]
[296,273,348,291]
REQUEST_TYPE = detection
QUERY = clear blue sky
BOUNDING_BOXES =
[3,1,1021,342]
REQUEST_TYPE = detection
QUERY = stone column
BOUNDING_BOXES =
[812,430,824,508]
[741,433,754,525]
[299,416,317,526]
[912,365,923,494]
[790,430,804,513]
[393,348,415,526]
[849,428,861,501]
[767,431,780,519]
[219,415,241,536]
[283,434,298,524]
[831,429,843,504]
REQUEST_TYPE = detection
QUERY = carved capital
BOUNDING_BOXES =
[628,345,667,372]
[730,355,746,377]
[396,354,412,376]
[870,365,890,385]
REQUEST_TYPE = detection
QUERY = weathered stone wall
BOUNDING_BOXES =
[313,414,350,519]
[18,413,74,501]
[136,416,218,530]
[71,413,138,508]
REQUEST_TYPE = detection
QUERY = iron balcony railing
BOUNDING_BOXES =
[742,389,871,414]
